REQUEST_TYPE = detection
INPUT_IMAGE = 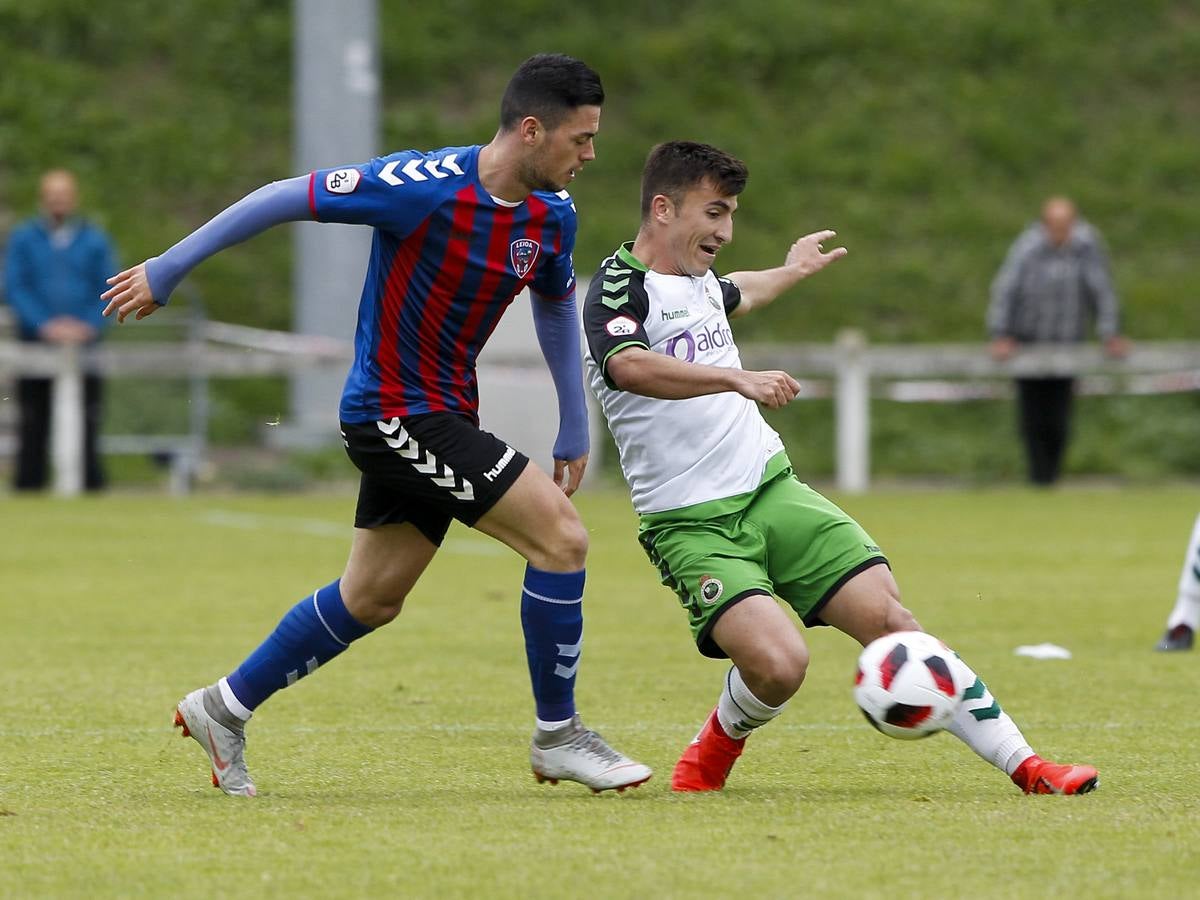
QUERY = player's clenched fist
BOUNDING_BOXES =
[736,369,801,408]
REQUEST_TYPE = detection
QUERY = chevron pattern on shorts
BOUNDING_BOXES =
[376,418,475,501]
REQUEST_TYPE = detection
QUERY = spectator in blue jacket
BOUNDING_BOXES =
[4,169,118,491]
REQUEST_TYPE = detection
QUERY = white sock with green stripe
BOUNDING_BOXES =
[947,657,1034,776]
[1166,513,1200,631]
[716,666,786,740]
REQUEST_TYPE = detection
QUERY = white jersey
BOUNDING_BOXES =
[582,242,784,515]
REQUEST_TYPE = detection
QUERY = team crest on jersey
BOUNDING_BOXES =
[699,575,724,605]
[325,168,361,194]
[706,285,721,310]
[510,239,540,278]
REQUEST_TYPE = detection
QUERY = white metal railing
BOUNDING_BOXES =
[0,322,351,495]
[742,332,1200,492]
[2,327,1198,495]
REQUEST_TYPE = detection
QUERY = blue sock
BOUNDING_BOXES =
[520,565,584,722]
[225,579,372,711]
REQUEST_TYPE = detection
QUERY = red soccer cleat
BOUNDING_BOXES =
[671,708,747,792]
[1011,754,1099,795]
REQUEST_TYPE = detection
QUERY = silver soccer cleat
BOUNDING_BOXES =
[530,715,652,794]
[173,687,257,797]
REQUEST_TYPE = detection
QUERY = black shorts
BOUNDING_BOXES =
[341,413,529,546]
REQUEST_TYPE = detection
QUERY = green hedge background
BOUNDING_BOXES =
[3,0,1197,477]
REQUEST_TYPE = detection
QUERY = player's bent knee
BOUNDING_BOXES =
[743,641,808,701]
[535,508,589,571]
[363,602,404,627]
[344,590,406,628]
[855,601,919,644]
[771,646,809,696]
[341,571,413,628]
[559,515,590,565]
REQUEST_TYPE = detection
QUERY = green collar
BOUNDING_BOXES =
[616,242,648,272]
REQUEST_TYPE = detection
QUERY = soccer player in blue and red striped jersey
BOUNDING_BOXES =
[102,54,651,796]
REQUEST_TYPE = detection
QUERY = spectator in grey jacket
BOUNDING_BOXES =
[987,197,1129,485]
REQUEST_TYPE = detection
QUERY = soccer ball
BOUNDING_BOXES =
[853,631,963,740]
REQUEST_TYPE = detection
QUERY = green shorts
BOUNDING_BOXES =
[637,454,888,659]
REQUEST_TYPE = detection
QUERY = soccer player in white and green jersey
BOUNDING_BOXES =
[1156,511,1200,651]
[582,140,1099,795]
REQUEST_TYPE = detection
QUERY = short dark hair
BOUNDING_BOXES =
[640,141,749,221]
[499,54,604,131]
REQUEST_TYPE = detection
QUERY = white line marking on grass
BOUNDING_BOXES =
[197,510,506,556]
[2,719,1159,739]
[200,510,348,538]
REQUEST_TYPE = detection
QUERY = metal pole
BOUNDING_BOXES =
[285,0,379,448]
[835,329,870,493]
[182,287,209,494]
[51,344,84,496]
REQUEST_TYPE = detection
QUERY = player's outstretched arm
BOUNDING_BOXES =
[530,289,590,496]
[607,347,800,409]
[725,229,846,318]
[101,176,311,323]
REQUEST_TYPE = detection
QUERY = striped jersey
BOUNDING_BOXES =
[309,144,578,424]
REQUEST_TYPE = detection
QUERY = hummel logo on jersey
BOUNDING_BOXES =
[483,445,516,482]
[661,308,688,322]
[510,238,540,278]
[326,168,361,194]
[378,153,466,186]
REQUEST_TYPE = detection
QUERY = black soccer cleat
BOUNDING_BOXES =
[1155,624,1194,652]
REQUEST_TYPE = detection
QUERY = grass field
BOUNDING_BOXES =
[2,484,1199,898]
